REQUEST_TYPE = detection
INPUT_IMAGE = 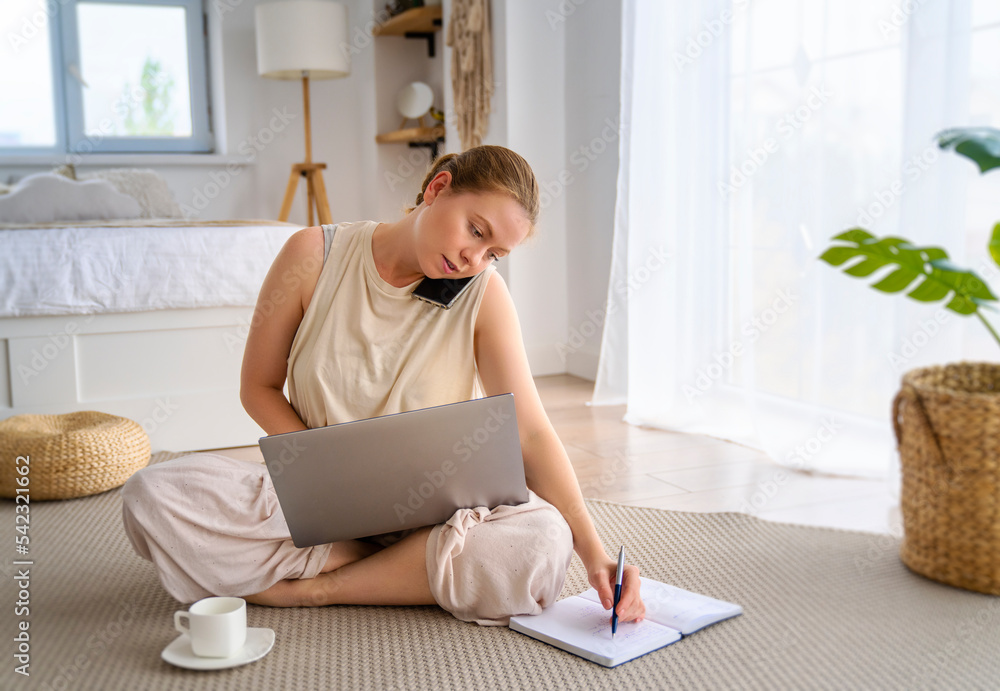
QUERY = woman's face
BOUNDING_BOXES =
[417,173,532,280]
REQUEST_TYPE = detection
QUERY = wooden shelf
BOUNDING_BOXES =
[372,6,443,36]
[375,125,445,144]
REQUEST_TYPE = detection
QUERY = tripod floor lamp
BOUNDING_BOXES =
[255,0,350,226]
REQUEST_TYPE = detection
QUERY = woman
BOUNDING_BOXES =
[123,146,644,626]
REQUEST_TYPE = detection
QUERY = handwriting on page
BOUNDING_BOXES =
[573,600,679,655]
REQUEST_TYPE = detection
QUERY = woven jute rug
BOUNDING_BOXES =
[2,451,998,690]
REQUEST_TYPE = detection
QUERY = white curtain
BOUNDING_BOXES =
[594,0,999,478]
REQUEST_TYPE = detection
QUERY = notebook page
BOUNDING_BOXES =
[510,597,681,666]
[577,577,743,635]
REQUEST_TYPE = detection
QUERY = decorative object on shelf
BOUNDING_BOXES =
[372,7,445,156]
[255,0,350,226]
[395,81,435,128]
[447,0,493,149]
[385,1,441,17]
[820,127,1000,595]
[384,1,413,18]
[374,4,443,57]
[0,411,150,500]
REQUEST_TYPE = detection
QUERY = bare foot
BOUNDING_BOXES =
[245,527,433,607]
[320,539,383,573]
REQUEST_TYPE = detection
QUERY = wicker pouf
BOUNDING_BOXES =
[0,411,151,500]
[892,362,1000,595]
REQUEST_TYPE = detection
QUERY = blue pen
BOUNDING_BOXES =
[612,546,624,637]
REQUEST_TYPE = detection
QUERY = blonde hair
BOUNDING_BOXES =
[408,145,540,238]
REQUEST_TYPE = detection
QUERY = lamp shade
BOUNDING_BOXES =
[255,1,350,80]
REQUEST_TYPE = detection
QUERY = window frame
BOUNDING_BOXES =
[4,0,214,156]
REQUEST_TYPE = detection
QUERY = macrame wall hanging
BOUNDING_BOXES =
[446,0,493,150]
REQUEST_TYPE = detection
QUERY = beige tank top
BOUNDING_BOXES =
[286,221,495,428]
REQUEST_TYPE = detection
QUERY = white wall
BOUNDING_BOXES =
[494,0,568,376]
[486,0,621,380]
[562,0,622,380]
[1,0,623,381]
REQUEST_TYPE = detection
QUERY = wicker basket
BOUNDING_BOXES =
[892,362,1000,595]
[0,411,151,501]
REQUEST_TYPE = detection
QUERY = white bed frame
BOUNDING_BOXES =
[1,307,265,453]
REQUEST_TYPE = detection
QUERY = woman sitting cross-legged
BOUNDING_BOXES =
[122,145,645,626]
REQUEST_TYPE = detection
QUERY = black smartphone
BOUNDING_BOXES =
[411,276,475,309]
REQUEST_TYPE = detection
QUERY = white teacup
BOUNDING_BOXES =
[174,597,247,658]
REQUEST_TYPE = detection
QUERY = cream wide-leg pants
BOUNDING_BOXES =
[121,454,574,625]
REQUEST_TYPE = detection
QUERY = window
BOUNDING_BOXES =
[0,0,213,155]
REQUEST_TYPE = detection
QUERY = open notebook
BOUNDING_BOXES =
[509,577,743,668]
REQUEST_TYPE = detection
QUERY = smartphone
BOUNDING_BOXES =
[411,276,475,309]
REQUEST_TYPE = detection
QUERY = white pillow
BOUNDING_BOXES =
[77,168,184,219]
[0,173,142,223]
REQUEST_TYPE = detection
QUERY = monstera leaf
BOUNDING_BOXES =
[937,127,1000,174]
[819,229,997,316]
[992,222,1000,269]
[822,128,1000,350]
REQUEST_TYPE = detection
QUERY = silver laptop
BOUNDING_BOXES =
[259,393,528,548]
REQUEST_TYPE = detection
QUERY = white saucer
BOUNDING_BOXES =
[161,627,275,670]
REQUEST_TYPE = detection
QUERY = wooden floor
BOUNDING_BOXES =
[216,374,899,535]
[535,375,898,534]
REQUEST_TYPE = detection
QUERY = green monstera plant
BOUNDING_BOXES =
[820,127,1000,349]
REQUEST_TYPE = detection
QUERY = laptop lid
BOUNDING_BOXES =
[259,393,528,548]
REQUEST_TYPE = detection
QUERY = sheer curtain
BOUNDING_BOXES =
[594,0,999,478]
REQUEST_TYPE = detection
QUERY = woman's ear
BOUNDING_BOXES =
[422,170,452,205]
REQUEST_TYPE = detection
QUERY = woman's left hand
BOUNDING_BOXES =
[587,554,645,626]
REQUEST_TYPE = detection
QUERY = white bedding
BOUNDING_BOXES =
[0,219,301,318]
